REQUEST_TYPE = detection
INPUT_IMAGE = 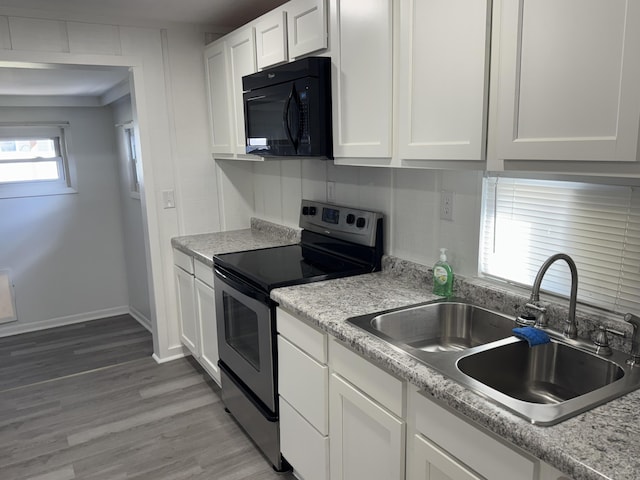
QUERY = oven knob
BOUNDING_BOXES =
[346,214,356,225]
[356,217,366,228]
[309,206,317,216]
[302,206,309,215]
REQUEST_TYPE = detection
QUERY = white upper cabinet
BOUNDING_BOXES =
[226,27,258,156]
[330,0,393,159]
[204,0,328,159]
[204,39,234,155]
[397,0,491,161]
[494,0,640,162]
[287,0,328,59]
[255,10,288,70]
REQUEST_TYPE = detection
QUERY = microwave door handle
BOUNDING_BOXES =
[283,85,299,152]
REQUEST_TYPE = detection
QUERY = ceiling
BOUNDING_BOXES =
[0,0,289,29]
[0,0,289,99]
[0,66,130,97]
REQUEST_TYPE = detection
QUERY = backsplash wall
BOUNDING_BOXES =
[215,159,483,276]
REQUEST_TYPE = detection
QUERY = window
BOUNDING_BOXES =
[480,176,640,314]
[124,126,140,199]
[0,124,75,198]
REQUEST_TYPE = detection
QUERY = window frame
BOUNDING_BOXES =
[479,174,640,315]
[123,125,141,199]
[0,123,77,199]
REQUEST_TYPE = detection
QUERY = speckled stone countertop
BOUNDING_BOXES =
[171,218,300,267]
[271,256,640,480]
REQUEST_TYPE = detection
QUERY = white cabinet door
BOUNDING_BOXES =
[410,433,483,480]
[410,388,536,480]
[494,0,640,162]
[204,39,233,155]
[287,0,327,59]
[330,0,393,158]
[174,266,199,356]
[280,397,329,480]
[226,27,257,155]
[195,278,219,385]
[397,0,490,161]
[255,9,288,70]
[329,373,405,480]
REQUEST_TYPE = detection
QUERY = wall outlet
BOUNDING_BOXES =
[440,190,454,221]
[327,181,336,203]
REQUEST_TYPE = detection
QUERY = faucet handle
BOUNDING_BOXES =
[593,325,625,356]
[525,302,547,327]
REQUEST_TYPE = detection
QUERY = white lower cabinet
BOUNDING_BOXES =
[174,264,198,356]
[195,277,219,385]
[276,307,573,480]
[276,307,329,480]
[173,250,220,386]
[411,433,482,480]
[280,397,329,480]
[329,372,406,480]
[408,386,538,480]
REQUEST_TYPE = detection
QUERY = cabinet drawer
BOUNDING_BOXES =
[194,259,214,288]
[277,307,327,363]
[329,339,403,417]
[173,249,194,274]
[280,397,329,480]
[278,335,328,434]
[412,389,536,480]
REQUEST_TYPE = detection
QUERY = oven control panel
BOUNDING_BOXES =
[299,199,383,247]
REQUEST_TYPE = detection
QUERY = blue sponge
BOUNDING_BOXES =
[512,326,551,347]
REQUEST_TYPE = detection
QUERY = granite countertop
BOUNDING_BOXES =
[271,257,640,480]
[171,218,300,267]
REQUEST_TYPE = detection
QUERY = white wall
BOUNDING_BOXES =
[111,95,152,327]
[218,159,483,276]
[0,106,129,333]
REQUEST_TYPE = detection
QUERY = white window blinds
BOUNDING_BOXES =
[480,177,640,314]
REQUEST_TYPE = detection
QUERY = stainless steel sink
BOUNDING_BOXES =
[346,299,640,425]
[458,341,624,403]
[349,300,515,353]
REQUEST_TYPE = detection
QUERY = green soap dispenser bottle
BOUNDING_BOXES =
[433,248,454,297]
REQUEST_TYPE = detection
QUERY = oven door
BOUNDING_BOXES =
[214,266,277,413]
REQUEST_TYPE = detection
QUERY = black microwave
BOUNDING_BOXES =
[242,56,333,159]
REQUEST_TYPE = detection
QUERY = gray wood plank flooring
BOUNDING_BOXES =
[0,317,296,480]
[0,315,153,391]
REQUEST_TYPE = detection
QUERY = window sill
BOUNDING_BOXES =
[0,183,77,199]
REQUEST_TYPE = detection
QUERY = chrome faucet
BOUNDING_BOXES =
[527,253,579,339]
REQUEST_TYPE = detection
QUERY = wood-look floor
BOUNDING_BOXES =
[0,316,296,480]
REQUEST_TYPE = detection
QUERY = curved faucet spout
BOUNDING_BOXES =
[530,253,579,339]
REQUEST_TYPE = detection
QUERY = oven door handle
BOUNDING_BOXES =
[214,266,273,305]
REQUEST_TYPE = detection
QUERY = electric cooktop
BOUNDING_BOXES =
[213,200,384,293]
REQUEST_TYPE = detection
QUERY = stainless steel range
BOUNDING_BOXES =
[213,199,384,471]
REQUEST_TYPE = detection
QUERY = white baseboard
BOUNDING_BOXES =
[129,306,152,332]
[0,306,130,338]
[152,350,189,364]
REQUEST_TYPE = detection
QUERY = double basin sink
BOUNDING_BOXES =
[347,299,640,425]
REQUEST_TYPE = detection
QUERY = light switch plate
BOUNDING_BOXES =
[162,189,176,209]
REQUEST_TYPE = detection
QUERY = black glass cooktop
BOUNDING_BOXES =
[213,244,371,292]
